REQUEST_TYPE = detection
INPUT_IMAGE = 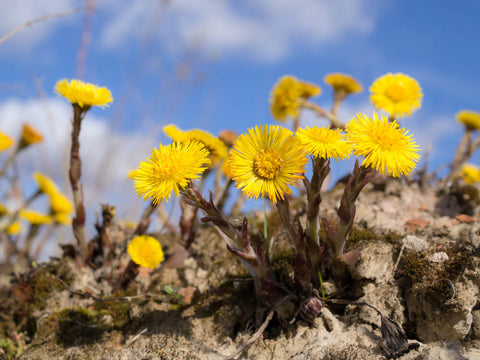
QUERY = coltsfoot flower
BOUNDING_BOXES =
[370,73,422,118]
[5,221,21,235]
[50,192,73,214]
[19,124,43,149]
[296,126,352,160]
[228,125,307,203]
[346,112,420,177]
[269,76,321,122]
[128,235,164,268]
[0,132,14,152]
[134,141,211,204]
[456,110,480,131]
[461,164,480,184]
[55,79,113,108]
[0,203,8,217]
[324,73,363,95]
[33,172,59,195]
[20,209,52,225]
[163,125,228,165]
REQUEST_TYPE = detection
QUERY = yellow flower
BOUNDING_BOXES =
[370,73,422,118]
[456,110,480,131]
[296,126,352,160]
[346,112,420,177]
[128,235,164,268]
[269,76,321,122]
[50,192,73,214]
[33,172,59,195]
[134,141,211,204]
[6,221,21,235]
[163,124,229,165]
[127,170,137,179]
[55,79,113,108]
[461,164,480,184]
[0,131,14,152]
[0,203,8,217]
[19,124,43,149]
[20,209,52,225]
[228,125,307,203]
[324,73,363,94]
[53,213,71,225]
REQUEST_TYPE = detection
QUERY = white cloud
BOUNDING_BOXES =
[0,0,77,52]
[0,97,156,221]
[100,0,380,61]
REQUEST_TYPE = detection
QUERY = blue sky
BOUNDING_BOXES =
[1,1,480,229]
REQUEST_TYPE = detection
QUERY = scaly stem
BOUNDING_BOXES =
[69,103,90,259]
[301,100,345,129]
[263,198,270,263]
[446,129,473,183]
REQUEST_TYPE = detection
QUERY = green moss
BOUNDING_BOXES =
[403,252,429,285]
[93,299,131,328]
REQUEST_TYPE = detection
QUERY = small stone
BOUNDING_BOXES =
[401,235,428,252]
[429,252,449,263]
[456,214,476,224]
[405,218,430,232]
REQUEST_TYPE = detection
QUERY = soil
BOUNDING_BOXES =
[2,177,480,360]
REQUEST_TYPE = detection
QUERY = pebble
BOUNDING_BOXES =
[429,252,449,263]
[402,235,428,252]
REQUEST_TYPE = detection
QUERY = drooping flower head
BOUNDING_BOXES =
[370,73,422,118]
[5,221,21,235]
[19,124,43,149]
[55,79,113,108]
[269,76,321,122]
[456,110,480,131]
[20,209,52,225]
[228,125,307,203]
[0,132,14,153]
[461,163,480,184]
[50,192,73,214]
[33,172,59,195]
[163,124,228,166]
[0,203,8,218]
[346,112,420,177]
[296,126,352,160]
[128,235,164,269]
[324,73,363,97]
[134,141,211,204]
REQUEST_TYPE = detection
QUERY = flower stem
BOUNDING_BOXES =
[263,198,270,263]
[301,100,345,129]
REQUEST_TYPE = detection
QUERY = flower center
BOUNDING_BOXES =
[385,84,406,102]
[253,149,283,180]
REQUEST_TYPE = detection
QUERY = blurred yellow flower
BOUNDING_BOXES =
[164,124,228,166]
[128,235,164,269]
[228,125,307,203]
[0,202,8,217]
[461,164,480,184]
[33,172,59,195]
[55,79,113,108]
[346,112,420,177]
[269,76,321,122]
[53,213,71,225]
[6,221,21,235]
[127,170,137,179]
[324,73,363,95]
[20,209,52,225]
[50,192,73,214]
[370,73,422,118]
[296,126,352,160]
[456,110,480,131]
[19,124,43,149]
[135,141,211,204]
[0,132,14,152]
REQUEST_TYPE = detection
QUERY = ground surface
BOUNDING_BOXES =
[2,177,480,360]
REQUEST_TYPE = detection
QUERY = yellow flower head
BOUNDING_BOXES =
[127,170,137,179]
[0,131,14,152]
[269,76,321,122]
[6,221,22,235]
[324,73,363,95]
[370,73,422,118]
[0,202,8,217]
[461,163,480,184]
[53,213,71,225]
[20,209,52,225]
[134,141,211,204]
[50,192,73,214]
[296,126,353,160]
[55,79,113,108]
[456,110,480,131]
[33,172,59,195]
[346,112,420,177]
[20,124,43,148]
[228,125,307,203]
[128,235,164,269]
[164,124,229,166]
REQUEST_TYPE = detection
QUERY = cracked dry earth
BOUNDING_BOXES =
[3,177,480,360]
